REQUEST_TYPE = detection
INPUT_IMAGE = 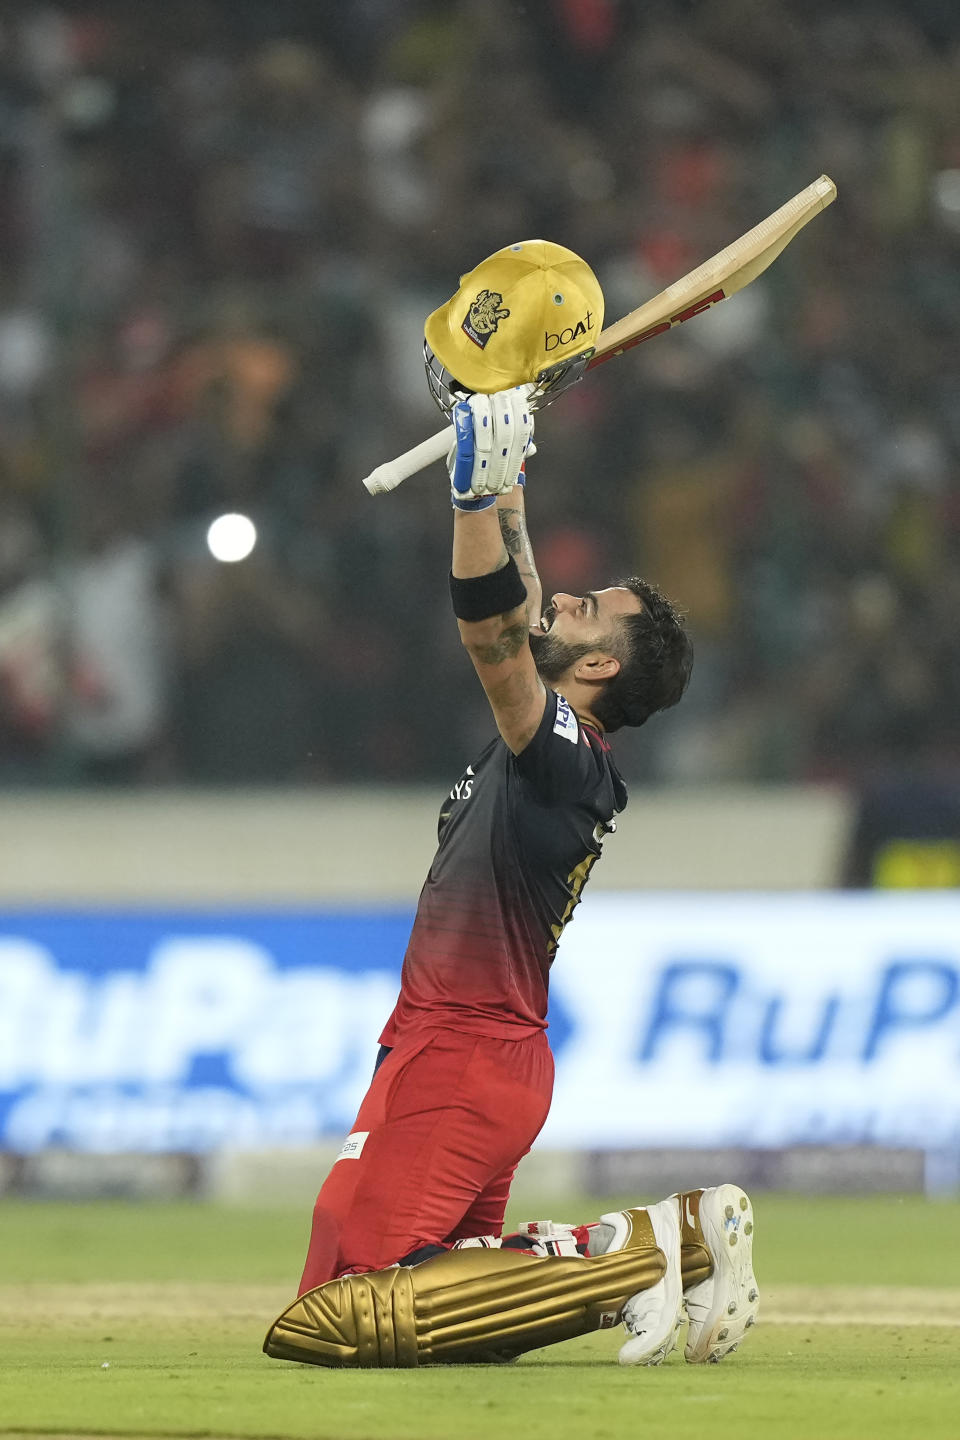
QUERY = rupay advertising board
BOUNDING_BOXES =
[1,895,957,1154]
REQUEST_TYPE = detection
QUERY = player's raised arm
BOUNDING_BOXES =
[496,478,541,632]
[448,389,547,755]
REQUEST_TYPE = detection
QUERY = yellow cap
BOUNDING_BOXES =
[424,239,604,394]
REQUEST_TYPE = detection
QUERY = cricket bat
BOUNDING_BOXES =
[362,174,836,496]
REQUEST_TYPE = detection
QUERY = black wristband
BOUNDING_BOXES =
[449,556,528,622]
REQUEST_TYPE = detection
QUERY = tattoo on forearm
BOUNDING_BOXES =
[473,620,529,666]
[498,507,525,558]
[498,506,539,589]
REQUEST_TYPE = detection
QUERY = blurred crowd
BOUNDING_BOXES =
[0,0,958,787]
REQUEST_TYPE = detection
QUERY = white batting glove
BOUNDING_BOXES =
[447,386,535,510]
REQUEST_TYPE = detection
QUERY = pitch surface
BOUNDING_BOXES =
[1,1194,958,1440]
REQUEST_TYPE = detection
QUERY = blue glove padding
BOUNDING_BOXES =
[450,400,496,510]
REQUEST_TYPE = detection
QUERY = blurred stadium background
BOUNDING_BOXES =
[0,0,958,1210]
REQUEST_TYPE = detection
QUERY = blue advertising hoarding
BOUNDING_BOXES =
[1,895,958,1153]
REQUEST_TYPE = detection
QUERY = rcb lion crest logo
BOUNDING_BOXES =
[462,289,510,349]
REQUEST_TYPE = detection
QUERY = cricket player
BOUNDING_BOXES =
[265,244,759,1369]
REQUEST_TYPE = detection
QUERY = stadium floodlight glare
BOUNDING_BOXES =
[206,512,257,563]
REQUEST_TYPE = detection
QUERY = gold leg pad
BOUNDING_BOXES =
[264,1266,418,1368]
[681,1242,713,1289]
[677,1189,713,1288]
[264,1241,666,1369]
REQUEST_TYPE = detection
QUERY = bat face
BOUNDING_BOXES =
[588,288,727,367]
[587,175,836,369]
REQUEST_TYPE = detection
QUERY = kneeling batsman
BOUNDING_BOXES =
[263,387,759,1368]
[263,265,759,1369]
[263,1184,758,1369]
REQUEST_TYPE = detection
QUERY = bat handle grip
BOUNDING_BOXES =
[362,426,451,496]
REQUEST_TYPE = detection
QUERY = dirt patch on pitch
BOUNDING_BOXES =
[0,1282,289,1343]
[0,1281,286,1324]
[2,1282,959,1333]
[763,1285,960,1325]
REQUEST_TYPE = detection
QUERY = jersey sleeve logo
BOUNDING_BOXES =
[553,695,579,745]
[448,763,475,800]
[335,1131,369,1162]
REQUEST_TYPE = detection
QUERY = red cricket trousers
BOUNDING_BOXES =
[298,1025,554,1294]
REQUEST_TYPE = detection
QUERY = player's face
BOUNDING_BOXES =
[529,586,644,683]
[536,587,644,641]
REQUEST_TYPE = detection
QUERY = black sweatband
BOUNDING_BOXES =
[449,556,528,622]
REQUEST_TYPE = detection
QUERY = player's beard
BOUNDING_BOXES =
[528,630,596,683]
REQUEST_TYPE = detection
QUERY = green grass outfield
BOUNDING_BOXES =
[1,1191,958,1440]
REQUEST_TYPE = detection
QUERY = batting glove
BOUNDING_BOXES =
[447,387,534,511]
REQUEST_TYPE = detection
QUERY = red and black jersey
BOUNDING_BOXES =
[380,689,628,1045]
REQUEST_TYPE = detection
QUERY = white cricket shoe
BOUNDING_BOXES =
[683,1184,759,1363]
[616,1198,684,1367]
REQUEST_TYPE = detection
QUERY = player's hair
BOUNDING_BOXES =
[591,578,693,732]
